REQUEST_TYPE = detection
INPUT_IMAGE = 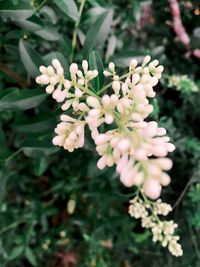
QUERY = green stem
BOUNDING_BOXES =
[0,220,26,235]
[71,0,86,61]
[4,148,23,163]
[97,69,135,95]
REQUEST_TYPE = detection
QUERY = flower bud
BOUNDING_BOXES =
[52,59,61,69]
[86,96,100,108]
[108,62,115,72]
[69,63,78,75]
[143,178,161,199]
[82,60,88,73]
[143,55,151,65]
[104,114,114,124]
[130,59,137,69]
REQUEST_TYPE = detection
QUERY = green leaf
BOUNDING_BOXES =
[14,15,44,32]
[111,50,150,67]
[19,39,44,78]
[13,116,55,133]
[82,9,113,58]
[0,122,7,151]
[25,247,37,266]
[89,51,104,91]
[0,0,34,21]
[8,245,24,260]
[35,26,60,41]
[34,157,49,176]
[0,88,47,111]
[22,137,59,158]
[43,52,69,75]
[53,0,79,22]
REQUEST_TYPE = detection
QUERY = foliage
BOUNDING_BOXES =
[0,0,200,266]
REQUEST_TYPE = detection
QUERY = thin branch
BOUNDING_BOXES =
[0,62,30,88]
[168,0,200,59]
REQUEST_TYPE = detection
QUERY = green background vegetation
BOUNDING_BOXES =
[0,0,200,266]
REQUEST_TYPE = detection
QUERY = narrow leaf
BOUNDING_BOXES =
[89,51,104,90]
[19,39,44,78]
[83,9,113,57]
[0,0,34,21]
[0,88,47,110]
[25,247,37,266]
[53,0,79,22]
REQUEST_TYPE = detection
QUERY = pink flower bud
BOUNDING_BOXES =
[108,62,115,72]
[130,59,137,69]
[160,173,171,186]
[102,95,110,106]
[155,158,173,170]
[97,156,107,169]
[143,55,151,65]
[39,66,47,74]
[69,63,78,75]
[46,85,54,94]
[134,150,147,160]
[143,178,161,199]
[86,96,100,108]
[104,114,114,124]
[117,139,131,153]
[52,59,61,69]
[95,134,110,145]
[82,60,88,73]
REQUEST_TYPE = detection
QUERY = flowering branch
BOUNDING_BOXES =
[168,0,200,59]
[36,55,183,256]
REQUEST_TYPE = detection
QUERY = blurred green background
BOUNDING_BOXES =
[0,0,200,266]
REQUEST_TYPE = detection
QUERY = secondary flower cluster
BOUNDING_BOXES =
[36,56,182,256]
[129,196,183,257]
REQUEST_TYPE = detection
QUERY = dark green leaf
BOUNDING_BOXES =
[13,116,55,133]
[0,0,34,21]
[43,52,69,75]
[25,247,37,266]
[19,39,44,78]
[89,51,104,90]
[82,9,113,58]
[8,246,24,260]
[22,136,59,158]
[111,50,150,67]
[0,88,47,110]
[53,0,79,22]
[14,15,43,32]
[35,26,60,41]
[33,157,49,176]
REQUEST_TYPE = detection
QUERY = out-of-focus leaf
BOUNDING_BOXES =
[14,15,43,32]
[0,88,47,111]
[89,51,104,90]
[19,39,44,78]
[25,247,37,266]
[40,6,58,24]
[0,122,7,151]
[43,52,69,74]
[33,157,49,176]
[111,51,150,67]
[8,245,24,260]
[0,0,34,21]
[35,26,60,41]
[13,116,55,133]
[106,35,117,59]
[22,137,59,158]
[82,9,113,57]
[53,0,79,22]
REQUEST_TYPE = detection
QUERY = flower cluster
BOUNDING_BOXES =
[167,74,198,94]
[36,56,175,199]
[36,55,182,256]
[129,196,183,257]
